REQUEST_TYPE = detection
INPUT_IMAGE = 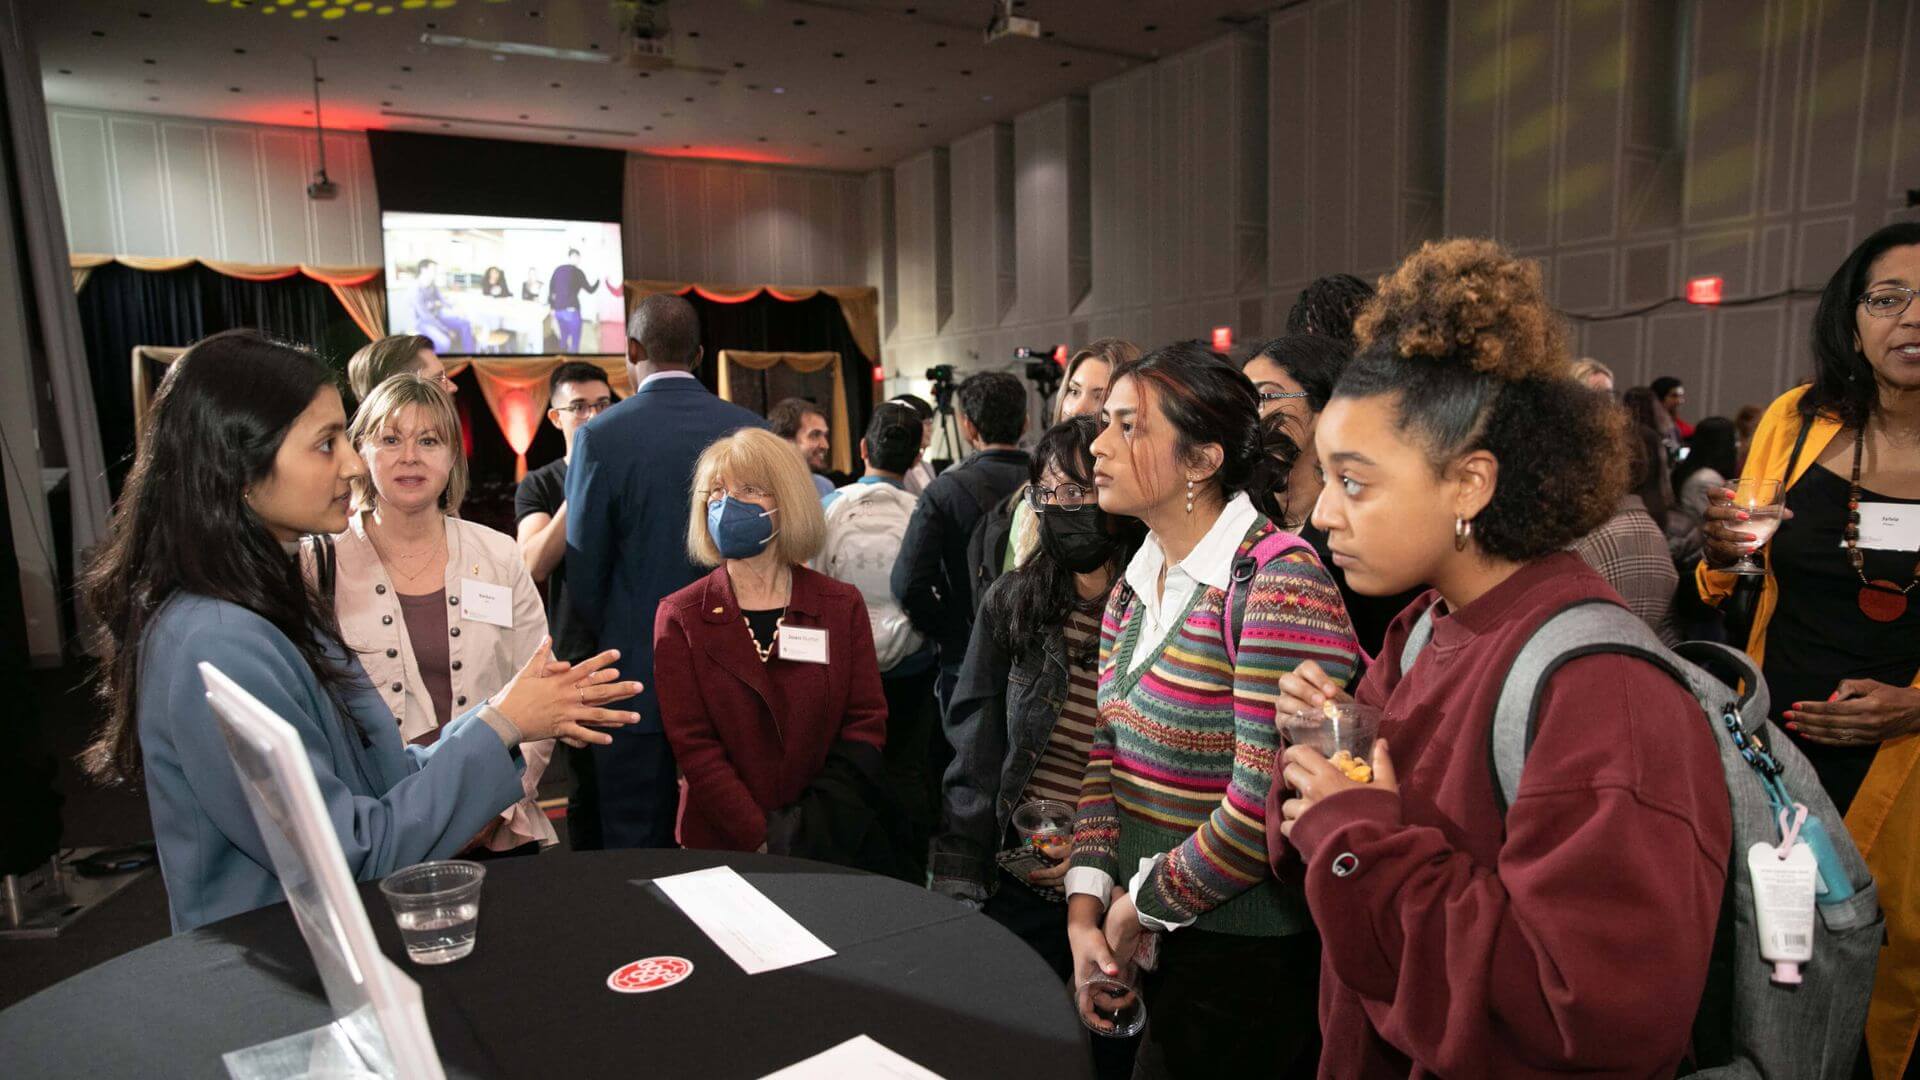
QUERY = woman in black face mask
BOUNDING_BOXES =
[933,416,1144,970]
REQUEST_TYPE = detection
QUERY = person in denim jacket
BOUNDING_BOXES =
[931,416,1142,977]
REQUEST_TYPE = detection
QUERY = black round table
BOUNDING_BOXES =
[0,849,1091,1079]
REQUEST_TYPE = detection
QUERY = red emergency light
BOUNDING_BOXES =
[1053,344,1069,366]
[1211,326,1233,352]
[1686,276,1724,305]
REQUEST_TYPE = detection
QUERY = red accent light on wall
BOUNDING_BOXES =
[1052,344,1068,366]
[872,366,885,383]
[1686,276,1724,305]
[1211,326,1233,352]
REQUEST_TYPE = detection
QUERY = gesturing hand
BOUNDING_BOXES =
[1278,740,1398,839]
[491,639,643,747]
[1786,680,1920,747]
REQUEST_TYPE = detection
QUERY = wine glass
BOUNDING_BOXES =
[1718,478,1785,577]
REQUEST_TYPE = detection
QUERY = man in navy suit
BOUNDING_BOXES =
[565,294,766,848]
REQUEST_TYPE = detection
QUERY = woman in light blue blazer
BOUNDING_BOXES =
[81,330,642,933]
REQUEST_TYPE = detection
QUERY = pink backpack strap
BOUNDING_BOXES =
[1222,530,1317,669]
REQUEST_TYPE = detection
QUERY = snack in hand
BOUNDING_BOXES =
[1328,749,1373,784]
[1032,832,1072,862]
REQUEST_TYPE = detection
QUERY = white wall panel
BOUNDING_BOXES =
[48,107,381,264]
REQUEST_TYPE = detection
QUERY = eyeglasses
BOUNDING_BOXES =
[703,484,770,503]
[557,397,615,418]
[1258,390,1310,405]
[1859,287,1918,319]
[1028,483,1095,512]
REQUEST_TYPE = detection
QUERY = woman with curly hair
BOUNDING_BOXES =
[1267,239,1731,1075]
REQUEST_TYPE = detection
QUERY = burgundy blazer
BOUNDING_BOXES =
[652,564,888,851]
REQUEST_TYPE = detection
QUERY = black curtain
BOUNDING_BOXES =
[683,290,874,480]
[76,263,370,493]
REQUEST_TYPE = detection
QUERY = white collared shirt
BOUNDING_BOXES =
[1065,493,1262,928]
[640,369,699,389]
[1121,492,1261,673]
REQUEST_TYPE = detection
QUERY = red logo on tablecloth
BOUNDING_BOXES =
[608,955,694,993]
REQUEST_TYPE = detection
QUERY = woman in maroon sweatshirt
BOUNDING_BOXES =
[1267,238,1733,1078]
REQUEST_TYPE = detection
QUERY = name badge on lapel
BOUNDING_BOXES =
[779,625,830,664]
[460,578,513,629]
[1848,503,1920,552]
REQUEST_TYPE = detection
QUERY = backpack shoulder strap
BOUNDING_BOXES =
[1223,528,1317,668]
[1488,600,1698,815]
[1399,605,1437,678]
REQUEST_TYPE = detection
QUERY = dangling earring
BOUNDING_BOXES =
[1185,479,1195,515]
[1454,515,1473,551]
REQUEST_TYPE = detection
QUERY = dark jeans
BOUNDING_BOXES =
[881,666,939,879]
[984,869,1140,1080]
[1131,929,1321,1080]
[929,660,961,829]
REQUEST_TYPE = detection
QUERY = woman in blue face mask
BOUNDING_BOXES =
[651,428,894,861]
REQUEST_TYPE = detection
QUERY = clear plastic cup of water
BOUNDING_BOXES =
[379,860,485,965]
[1076,972,1146,1038]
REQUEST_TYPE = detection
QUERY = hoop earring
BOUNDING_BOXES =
[1454,515,1474,551]
[1185,479,1195,515]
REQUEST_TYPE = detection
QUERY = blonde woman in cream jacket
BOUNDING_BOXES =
[316,374,556,853]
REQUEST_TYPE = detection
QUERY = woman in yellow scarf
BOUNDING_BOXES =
[1698,221,1920,1077]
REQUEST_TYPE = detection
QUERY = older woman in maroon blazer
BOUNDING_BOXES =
[653,428,888,852]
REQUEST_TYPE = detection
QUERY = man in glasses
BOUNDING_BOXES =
[516,360,616,669]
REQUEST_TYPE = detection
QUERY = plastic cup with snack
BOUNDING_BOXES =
[1011,799,1075,863]
[1280,701,1383,784]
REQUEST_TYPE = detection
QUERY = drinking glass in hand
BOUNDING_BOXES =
[380,860,485,965]
[1715,478,1785,577]
[1076,968,1146,1039]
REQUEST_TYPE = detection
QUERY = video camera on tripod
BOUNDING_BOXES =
[1014,346,1065,401]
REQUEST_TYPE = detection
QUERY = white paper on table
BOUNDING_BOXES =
[649,865,835,974]
[759,1036,947,1079]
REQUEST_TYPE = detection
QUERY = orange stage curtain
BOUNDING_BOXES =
[715,349,852,475]
[625,279,882,373]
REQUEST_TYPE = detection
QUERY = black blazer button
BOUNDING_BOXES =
[456,696,467,706]
[385,648,398,658]
[449,627,460,638]
[375,584,387,595]
[390,681,402,692]
[448,596,459,606]
[382,614,393,626]
[450,660,462,672]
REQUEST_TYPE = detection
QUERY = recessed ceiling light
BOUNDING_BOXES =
[980,94,992,102]
[772,86,785,94]
[491,54,504,61]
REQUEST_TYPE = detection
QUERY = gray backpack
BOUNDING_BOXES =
[1401,598,1882,1078]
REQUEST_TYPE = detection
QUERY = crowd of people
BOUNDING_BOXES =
[75,222,1920,1078]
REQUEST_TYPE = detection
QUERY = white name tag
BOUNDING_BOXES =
[459,578,513,629]
[779,625,830,664]
[1848,502,1920,552]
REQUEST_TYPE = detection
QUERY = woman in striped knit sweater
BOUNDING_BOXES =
[1066,343,1361,1079]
